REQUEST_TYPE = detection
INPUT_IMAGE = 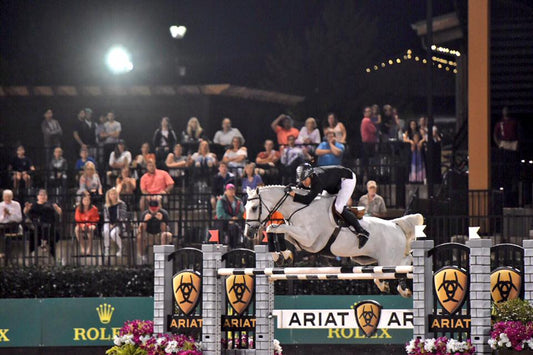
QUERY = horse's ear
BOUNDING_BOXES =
[246,186,253,196]
[255,187,259,195]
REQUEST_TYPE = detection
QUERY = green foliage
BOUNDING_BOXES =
[106,344,147,355]
[492,298,533,323]
[0,266,153,298]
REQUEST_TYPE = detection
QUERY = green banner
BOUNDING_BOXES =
[0,295,412,347]
[274,295,413,344]
[0,297,153,347]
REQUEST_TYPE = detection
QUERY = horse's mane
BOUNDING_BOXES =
[257,184,332,197]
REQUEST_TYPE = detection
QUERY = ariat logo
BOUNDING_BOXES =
[173,271,201,316]
[434,266,468,315]
[491,267,521,303]
[96,303,115,324]
[225,275,254,315]
[352,300,382,337]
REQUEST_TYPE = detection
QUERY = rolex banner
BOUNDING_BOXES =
[0,297,153,347]
[274,295,413,345]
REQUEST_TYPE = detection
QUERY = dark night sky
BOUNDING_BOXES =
[0,0,456,88]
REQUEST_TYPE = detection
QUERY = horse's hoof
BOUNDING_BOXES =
[397,284,413,298]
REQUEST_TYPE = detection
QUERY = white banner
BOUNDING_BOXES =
[272,309,414,329]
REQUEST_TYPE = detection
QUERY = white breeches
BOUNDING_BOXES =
[334,173,356,214]
[103,224,122,250]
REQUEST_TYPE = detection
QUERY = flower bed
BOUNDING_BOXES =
[405,337,475,355]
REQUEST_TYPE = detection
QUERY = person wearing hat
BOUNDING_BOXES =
[286,163,370,248]
[215,183,244,249]
[358,180,387,218]
[137,198,172,264]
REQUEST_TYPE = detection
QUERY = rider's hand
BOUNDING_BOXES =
[284,185,292,194]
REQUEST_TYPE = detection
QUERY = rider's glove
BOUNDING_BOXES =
[284,185,292,194]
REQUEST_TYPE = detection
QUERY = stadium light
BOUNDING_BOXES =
[105,45,133,74]
[169,25,187,39]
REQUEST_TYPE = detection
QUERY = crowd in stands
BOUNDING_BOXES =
[1,104,443,264]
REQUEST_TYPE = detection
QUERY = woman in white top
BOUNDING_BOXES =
[296,117,321,153]
[191,140,217,168]
[323,112,347,144]
[222,136,248,173]
[107,141,132,186]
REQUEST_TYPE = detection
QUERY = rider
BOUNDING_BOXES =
[286,163,370,248]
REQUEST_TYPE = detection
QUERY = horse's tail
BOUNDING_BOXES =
[391,213,424,256]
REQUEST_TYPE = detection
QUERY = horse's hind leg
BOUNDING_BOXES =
[397,278,412,298]
[374,279,390,293]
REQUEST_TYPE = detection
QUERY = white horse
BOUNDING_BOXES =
[243,185,424,297]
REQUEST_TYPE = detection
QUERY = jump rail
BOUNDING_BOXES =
[217,265,413,276]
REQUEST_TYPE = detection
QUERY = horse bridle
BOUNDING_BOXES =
[245,188,290,231]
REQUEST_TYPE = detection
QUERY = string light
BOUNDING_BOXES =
[431,44,461,57]
[363,49,458,74]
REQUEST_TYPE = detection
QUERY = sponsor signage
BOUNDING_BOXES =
[0,297,153,347]
[168,270,203,333]
[429,266,471,332]
[491,267,521,303]
[274,295,413,345]
[221,274,256,331]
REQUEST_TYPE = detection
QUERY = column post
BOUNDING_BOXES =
[411,239,434,339]
[254,244,274,353]
[153,245,175,334]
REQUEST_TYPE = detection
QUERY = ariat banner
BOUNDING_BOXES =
[353,301,382,337]
[433,266,468,315]
[173,271,201,316]
[491,267,521,303]
[225,275,254,315]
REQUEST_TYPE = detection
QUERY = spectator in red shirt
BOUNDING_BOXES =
[271,114,299,146]
[360,107,378,177]
[256,139,281,184]
[74,192,100,256]
[139,159,174,210]
[493,107,519,151]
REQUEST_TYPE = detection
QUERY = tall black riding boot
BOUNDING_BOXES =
[340,207,370,248]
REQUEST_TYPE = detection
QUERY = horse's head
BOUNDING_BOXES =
[244,187,262,238]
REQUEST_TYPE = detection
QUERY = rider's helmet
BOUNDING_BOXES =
[296,163,313,183]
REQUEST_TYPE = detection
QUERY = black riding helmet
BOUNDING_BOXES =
[296,163,314,183]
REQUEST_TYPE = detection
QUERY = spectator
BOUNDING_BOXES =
[48,147,68,190]
[74,192,100,256]
[102,188,126,257]
[9,145,35,192]
[95,114,107,166]
[380,105,395,140]
[222,136,247,174]
[139,159,174,210]
[493,107,518,152]
[115,167,137,196]
[418,116,429,141]
[212,162,236,206]
[182,117,205,143]
[137,199,172,264]
[280,135,309,184]
[361,106,378,148]
[75,146,97,172]
[358,180,387,218]
[191,140,217,169]
[101,111,122,163]
[132,142,156,178]
[24,189,62,257]
[41,108,63,152]
[403,120,419,144]
[78,161,103,196]
[296,117,321,154]
[213,117,245,147]
[323,112,347,144]
[256,139,281,185]
[409,132,426,183]
[429,125,443,183]
[153,117,178,163]
[73,108,96,155]
[216,183,244,249]
[392,107,404,140]
[107,141,132,186]
[165,144,191,184]
[0,189,23,259]
[371,104,382,126]
[316,129,344,167]
[241,162,263,201]
[271,114,299,146]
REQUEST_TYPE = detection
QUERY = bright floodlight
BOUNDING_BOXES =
[106,46,133,74]
[170,25,187,39]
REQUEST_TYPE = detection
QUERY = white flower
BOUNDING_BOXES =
[156,337,166,346]
[123,334,135,345]
[488,338,497,350]
[140,335,151,345]
[447,339,468,353]
[273,338,283,353]
[165,340,178,353]
[406,339,417,353]
[113,335,123,346]
[526,338,533,349]
[424,338,436,352]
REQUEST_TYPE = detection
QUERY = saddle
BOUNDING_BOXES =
[331,203,365,226]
